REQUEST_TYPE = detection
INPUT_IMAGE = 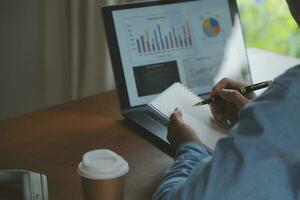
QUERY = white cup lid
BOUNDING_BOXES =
[78,149,129,180]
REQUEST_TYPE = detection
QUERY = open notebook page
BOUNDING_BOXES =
[148,82,227,150]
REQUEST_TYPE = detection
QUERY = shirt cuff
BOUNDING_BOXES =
[175,141,212,161]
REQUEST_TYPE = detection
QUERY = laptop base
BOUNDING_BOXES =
[124,109,175,156]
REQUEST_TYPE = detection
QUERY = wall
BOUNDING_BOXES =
[0,0,45,120]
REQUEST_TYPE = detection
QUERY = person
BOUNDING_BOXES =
[153,1,300,199]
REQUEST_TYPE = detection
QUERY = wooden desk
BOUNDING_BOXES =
[0,91,173,200]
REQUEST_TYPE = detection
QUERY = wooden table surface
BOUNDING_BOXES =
[0,90,173,200]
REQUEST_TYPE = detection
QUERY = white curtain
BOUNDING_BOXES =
[43,0,131,106]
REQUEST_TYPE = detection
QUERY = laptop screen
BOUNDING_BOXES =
[110,0,251,107]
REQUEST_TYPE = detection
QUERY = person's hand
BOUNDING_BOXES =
[167,108,201,150]
[210,78,256,126]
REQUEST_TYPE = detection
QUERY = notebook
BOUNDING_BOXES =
[147,82,228,150]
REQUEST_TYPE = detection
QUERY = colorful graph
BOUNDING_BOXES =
[124,12,196,63]
[134,22,193,54]
[202,17,221,38]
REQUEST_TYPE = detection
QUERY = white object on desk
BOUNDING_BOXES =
[247,48,300,95]
[148,83,227,150]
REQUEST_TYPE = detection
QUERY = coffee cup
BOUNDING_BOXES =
[78,149,129,200]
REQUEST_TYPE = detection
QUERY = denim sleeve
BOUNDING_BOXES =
[153,65,300,200]
[152,142,211,200]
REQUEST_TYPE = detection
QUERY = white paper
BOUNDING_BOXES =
[149,82,227,150]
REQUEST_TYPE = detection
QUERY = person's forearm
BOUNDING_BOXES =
[153,142,211,200]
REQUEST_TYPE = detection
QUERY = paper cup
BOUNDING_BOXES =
[78,149,129,200]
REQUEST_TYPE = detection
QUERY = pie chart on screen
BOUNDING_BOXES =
[202,17,221,37]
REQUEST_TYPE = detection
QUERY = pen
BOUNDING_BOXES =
[193,80,273,106]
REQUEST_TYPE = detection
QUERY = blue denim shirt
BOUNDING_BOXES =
[153,65,300,200]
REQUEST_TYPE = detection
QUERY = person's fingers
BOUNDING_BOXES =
[174,108,182,118]
[226,79,250,89]
[170,108,183,122]
[210,103,223,122]
[211,78,250,96]
[211,78,229,96]
[219,89,249,109]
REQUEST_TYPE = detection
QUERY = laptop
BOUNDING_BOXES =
[102,0,252,154]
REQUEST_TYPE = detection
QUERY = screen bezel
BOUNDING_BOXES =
[102,0,249,110]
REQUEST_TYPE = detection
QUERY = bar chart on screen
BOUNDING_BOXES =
[124,12,197,64]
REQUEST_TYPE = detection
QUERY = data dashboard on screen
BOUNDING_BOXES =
[112,0,237,107]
